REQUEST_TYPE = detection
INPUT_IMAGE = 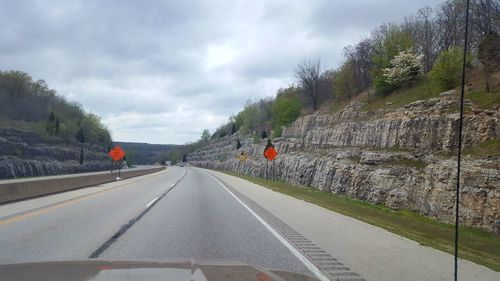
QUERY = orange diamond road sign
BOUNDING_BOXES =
[109,146,125,161]
[264,146,278,161]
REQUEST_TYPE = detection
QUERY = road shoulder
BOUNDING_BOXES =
[203,168,500,281]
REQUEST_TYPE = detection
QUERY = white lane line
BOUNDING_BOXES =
[145,197,159,208]
[206,172,330,281]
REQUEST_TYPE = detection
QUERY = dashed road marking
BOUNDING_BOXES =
[145,197,159,208]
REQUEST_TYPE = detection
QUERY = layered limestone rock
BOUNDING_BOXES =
[188,91,500,233]
[0,128,111,179]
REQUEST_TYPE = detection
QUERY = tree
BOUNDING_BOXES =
[295,59,321,110]
[230,122,237,134]
[429,46,468,91]
[436,0,466,51]
[478,31,500,92]
[344,39,374,91]
[403,7,439,72]
[201,129,211,142]
[55,118,60,135]
[234,98,273,135]
[333,60,358,101]
[75,128,86,143]
[371,25,415,95]
[271,94,301,137]
[79,146,84,165]
[470,0,500,48]
[383,49,423,86]
[0,71,112,146]
[49,111,55,122]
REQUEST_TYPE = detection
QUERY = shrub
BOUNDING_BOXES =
[271,94,301,131]
[429,47,469,91]
[371,27,414,95]
[383,49,423,86]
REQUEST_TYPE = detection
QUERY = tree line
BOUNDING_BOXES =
[195,0,499,146]
[0,70,112,147]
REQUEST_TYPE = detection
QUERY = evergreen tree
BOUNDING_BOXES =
[79,146,84,164]
[55,118,60,135]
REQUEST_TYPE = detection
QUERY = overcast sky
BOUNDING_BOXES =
[0,0,443,144]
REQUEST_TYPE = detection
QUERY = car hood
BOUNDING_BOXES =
[0,259,318,281]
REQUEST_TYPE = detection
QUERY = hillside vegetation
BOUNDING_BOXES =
[183,0,499,155]
[148,0,499,165]
[0,70,111,147]
[115,142,180,166]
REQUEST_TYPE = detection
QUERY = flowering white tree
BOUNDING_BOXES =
[383,50,424,86]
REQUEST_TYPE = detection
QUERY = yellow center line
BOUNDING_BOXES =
[0,170,167,226]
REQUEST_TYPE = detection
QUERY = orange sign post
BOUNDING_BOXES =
[108,146,126,180]
[263,140,278,180]
[109,146,125,161]
[263,146,278,161]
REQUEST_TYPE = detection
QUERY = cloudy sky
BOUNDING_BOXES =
[0,0,442,144]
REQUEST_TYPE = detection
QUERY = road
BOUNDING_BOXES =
[0,167,321,279]
[1,167,498,281]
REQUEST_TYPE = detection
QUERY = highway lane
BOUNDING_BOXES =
[0,167,315,278]
[0,167,184,262]
[99,167,311,276]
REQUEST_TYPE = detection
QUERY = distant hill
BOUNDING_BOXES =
[114,142,181,165]
[0,70,112,178]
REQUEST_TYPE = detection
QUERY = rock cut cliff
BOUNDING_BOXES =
[188,90,500,233]
[0,128,111,179]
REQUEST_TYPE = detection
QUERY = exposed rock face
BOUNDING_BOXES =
[188,91,500,233]
[0,128,111,179]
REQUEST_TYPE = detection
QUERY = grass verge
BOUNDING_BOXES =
[466,87,500,109]
[363,78,441,111]
[386,158,427,169]
[220,170,500,272]
[463,139,500,157]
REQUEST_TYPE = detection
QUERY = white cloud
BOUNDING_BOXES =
[0,0,443,144]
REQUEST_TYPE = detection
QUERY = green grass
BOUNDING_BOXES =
[368,146,411,152]
[463,139,500,157]
[466,88,500,109]
[386,158,427,169]
[221,170,500,272]
[363,78,442,111]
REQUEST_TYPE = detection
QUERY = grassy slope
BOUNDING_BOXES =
[221,171,500,271]
[362,78,442,111]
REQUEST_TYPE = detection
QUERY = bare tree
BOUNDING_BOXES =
[478,31,500,92]
[417,7,439,72]
[436,0,466,51]
[471,0,500,37]
[318,70,335,103]
[295,59,321,111]
[344,39,374,91]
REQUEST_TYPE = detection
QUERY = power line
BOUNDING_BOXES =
[454,0,470,281]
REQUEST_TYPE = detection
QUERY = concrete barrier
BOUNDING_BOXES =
[0,166,166,204]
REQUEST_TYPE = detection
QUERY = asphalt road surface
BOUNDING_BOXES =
[2,167,498,281]
[0,167,317,279]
